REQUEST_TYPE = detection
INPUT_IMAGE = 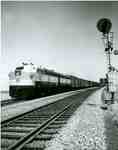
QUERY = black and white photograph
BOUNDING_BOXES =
[1,1,118,150]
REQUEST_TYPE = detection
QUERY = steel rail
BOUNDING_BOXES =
[1,98,16,106]
[1,98,26,107]
[7,102,73,150]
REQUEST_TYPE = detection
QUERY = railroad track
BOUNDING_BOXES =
[1,89,97,150]
[1,97,36,107]
[1,98,24,107]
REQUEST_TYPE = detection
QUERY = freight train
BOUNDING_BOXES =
[9,62,99,98]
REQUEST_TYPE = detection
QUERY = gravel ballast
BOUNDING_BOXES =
[45,88,107,150]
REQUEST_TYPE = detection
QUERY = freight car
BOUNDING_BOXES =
[9,62,99,98]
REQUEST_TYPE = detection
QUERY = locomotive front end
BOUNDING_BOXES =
[9,63,36,98]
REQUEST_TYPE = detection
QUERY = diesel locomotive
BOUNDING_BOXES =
[9,62,99,98]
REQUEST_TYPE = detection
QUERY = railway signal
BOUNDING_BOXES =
[97,18,113,72]
[96,18,117,103]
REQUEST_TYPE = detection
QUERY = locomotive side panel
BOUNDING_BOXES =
[59,76,72,92]
[35,69,59,96]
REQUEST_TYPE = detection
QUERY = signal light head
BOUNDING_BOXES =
[97,18,112,34]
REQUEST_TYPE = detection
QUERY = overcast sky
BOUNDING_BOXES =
[1,1,118,90]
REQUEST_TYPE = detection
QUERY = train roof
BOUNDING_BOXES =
[14,62,99,82]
